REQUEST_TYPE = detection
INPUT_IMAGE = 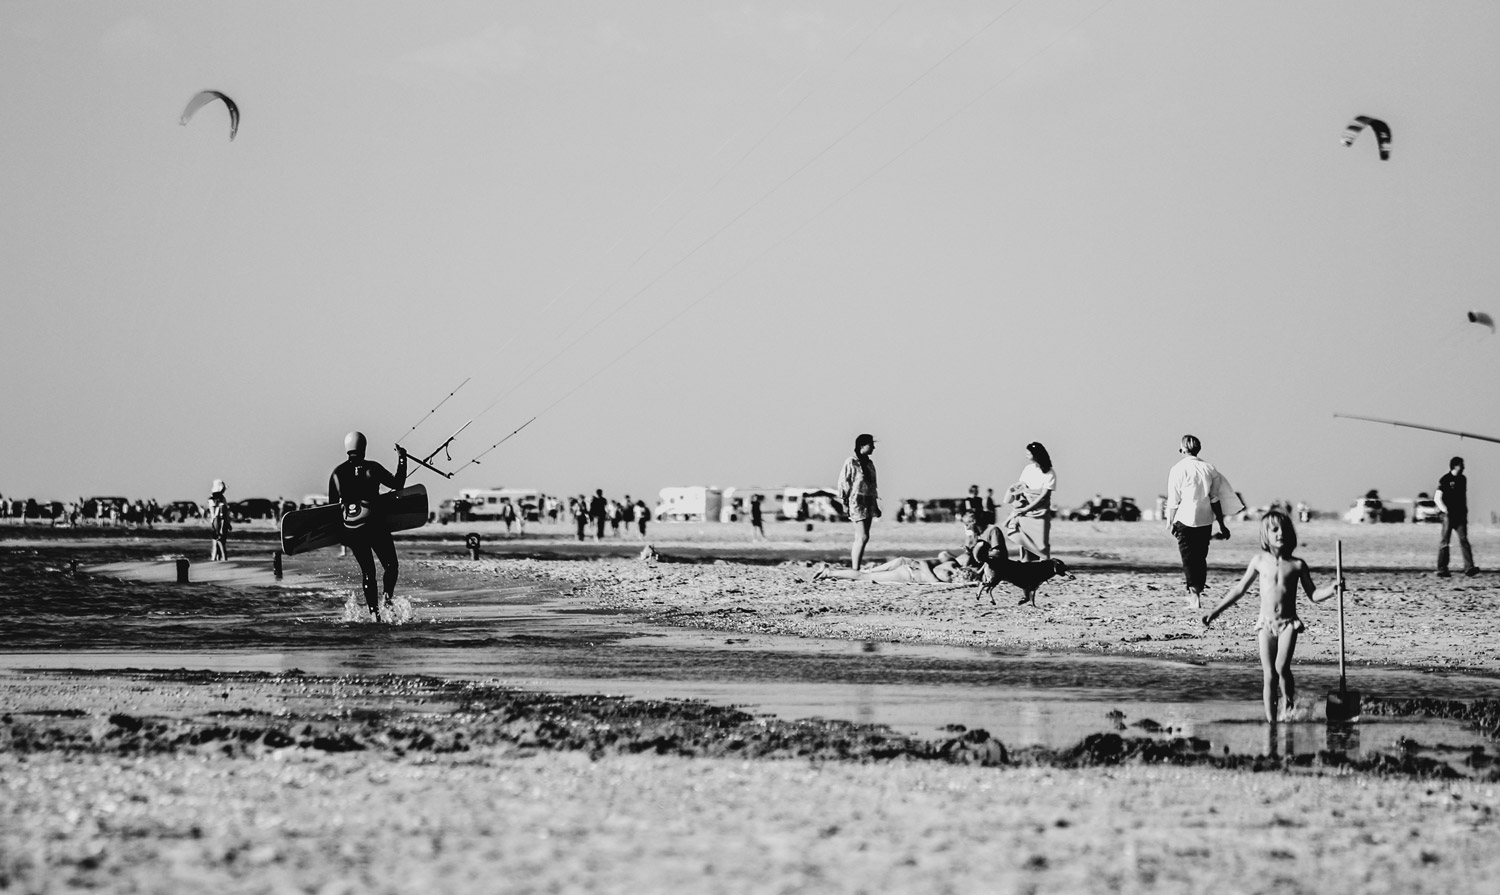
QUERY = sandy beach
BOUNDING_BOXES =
[4,519,1500,893]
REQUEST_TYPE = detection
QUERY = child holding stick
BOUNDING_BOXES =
[1202,511,1341,722]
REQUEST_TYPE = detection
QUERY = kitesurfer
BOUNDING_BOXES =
[328,431,407,620]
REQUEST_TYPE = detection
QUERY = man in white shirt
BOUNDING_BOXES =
[1165,434,1242,609]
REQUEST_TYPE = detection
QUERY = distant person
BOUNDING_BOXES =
[1202,511,1341,723]
[837,433,880,570]
[589,490,607,541]
[622,497,636,536]
[750,493,766,541]
[962,484,984,548]
[498,498,516,534]
[608,499,623,536]
[1435,456,1478,577]
[1004,442,1056,561]
[635,499,650,538]
[1165,434,1243,609]
[207,479,230,561]
[796,495,809,522]
[328,431,408,621]
[574,495,589,542]
[984,488,997,527]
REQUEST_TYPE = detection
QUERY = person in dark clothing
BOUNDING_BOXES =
[589,489,608,541]
[1435,456,1478,577]
[750,493,766,540]
[328,431,407,619]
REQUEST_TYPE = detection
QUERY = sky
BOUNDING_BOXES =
[3,1,1499,517]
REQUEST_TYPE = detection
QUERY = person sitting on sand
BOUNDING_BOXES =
[1201,511,1341,723]
[813,551,964,584]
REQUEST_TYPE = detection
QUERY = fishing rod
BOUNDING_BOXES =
[1333,413,1500,445]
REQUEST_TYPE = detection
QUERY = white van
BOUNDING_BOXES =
[781,487,844,522]
[458,488,541,520]
[720,487,784,523]
[657,486,723,522]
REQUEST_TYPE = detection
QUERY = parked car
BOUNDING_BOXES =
[1066,496,1141,522]
[229,498,279,522]
[1411,492,1444,523]
[83,497,130,520]
[1343,492,1405,524]
[165,500,202,522]
[434,498,472,524]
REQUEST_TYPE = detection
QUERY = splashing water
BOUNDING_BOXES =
[339,590,418,624]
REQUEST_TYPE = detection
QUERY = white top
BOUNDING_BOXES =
[1166,455,1243,527]
[1016,463,1056,517]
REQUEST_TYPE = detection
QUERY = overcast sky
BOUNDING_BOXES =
[3,1,1498,516]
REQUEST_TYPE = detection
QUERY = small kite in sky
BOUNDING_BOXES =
[180,90,239,141]
[1340,115,1390,160]
[1468,310,1495,332]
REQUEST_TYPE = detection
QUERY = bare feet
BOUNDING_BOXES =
[810,562,829,582]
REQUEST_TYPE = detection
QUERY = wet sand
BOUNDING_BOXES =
[449,518,1500,675]
[4,519,1500,892]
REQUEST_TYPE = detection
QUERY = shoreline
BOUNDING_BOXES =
[6,527,1500,891]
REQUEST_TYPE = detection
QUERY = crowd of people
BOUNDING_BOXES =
[0,496,203,527]
[568,491,651,542]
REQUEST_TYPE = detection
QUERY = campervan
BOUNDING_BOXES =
[457,488,541,521]
[720,487,784,523]
[781,487,845,522]
[657,486,723,522]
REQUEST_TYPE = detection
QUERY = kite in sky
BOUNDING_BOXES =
[180,90,239,141]
[1340,115,1390,160]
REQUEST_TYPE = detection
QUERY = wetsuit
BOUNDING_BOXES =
[328,453,407,615]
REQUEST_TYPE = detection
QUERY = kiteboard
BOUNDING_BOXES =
[279,485,429,556]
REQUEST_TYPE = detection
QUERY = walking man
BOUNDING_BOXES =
[1165,434,1243,609]
[329,431,407,620]
[1435,456,1479,577]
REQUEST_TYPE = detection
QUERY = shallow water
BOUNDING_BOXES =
[2,544,1495,766]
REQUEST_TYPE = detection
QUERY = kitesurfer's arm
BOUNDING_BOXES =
[328,470,342,507]
[372,449,408,491]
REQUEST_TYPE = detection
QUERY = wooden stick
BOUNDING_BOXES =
[1337,540,1346,694]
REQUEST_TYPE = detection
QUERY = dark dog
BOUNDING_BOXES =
[975,554,1074,606]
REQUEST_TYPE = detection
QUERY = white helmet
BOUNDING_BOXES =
[344,431,367,456]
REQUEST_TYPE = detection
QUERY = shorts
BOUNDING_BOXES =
[1256,616,1305,635]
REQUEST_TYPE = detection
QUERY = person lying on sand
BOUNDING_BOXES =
[812,552,965,584]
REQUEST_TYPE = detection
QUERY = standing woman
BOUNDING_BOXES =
[837,433,880,570]
[1005,442,1056,561]
[207,479,230,562]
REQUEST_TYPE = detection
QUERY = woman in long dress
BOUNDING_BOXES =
[1004,442,1055,561]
